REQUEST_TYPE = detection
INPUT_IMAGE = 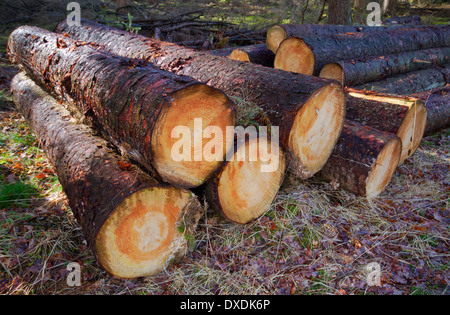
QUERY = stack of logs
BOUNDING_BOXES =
[7,19,449,279]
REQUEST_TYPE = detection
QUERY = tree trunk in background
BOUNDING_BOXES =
[11,72,203,279]
[328,0,352,25]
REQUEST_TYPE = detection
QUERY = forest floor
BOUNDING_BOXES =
[0,1,449,295]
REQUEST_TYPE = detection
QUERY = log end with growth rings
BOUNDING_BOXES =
[96,187,202,279]
[289,82,346,178]
[228,49,251,63]
[347,90,428,164]
[319,63,345,85]
[212,136,286,224]
[365,137,402,198]
[151,84,236,188]
[274,37,315,75]
[266,25,288,53]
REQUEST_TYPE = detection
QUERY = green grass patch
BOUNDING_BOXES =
[0,182,40,208]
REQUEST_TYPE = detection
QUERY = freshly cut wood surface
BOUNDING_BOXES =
[11,72,203,279]
[55,18,346,179]
[320,121,402,199]
[345,88,427,163]
[206,135,286,224]
[7,25,236,188]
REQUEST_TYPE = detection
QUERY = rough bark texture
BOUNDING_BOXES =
[266,23,416,53]
[8,25,235,188]
[276,25,450,75]
[320,121,402,198]
[11,72,202,278]
[354,64,450,96]
[327,0,352,25]
[345,88,427,163]
[55,19,346,179]
[210,44,275,67]
[410,85,450,136]
[320,47,450,87]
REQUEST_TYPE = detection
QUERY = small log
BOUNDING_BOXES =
[345,88,427,163]
[274,25,450,75]
[319,47,450,87]
[320,121,402,198]
[206,134,286,224]
[410,85,450,136]
[210,44,275,67]
[354,64,450,96]
[11,72,203,279]
[8,26,236,188]
[55,18,347,179]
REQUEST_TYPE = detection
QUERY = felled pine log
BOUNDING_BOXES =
[321,121,402,199]
[8,26,236,189]
[274,25,450,75]
[210,44,275,67]
[206,133,286,224]
[319,47,450,87]
[11,72,203,279]
[55,18,346,180]
[354,64,450,96]
[345,88,427,164]
[410,85,450,136]
[266,23,410,53]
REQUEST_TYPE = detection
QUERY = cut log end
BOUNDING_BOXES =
[151,84,236,188]
[96,187,201,279]
[347,90,427,163]
[319,63,344,85]
[274,37,315,75]
[366,137,402,198]
[266,25,287,53]
[228,49,251,63]
[289,83,346,178]
[215,136,286,224]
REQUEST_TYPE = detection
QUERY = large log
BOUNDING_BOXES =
[319,47,450,87]
[210,44,275,67]
[354,64,450,96]
[410,85,450,136]
[7,26,236,188]
[345,88,427,164]
[266,23,409,54]
[11,72,203,279]
[205,134,286,224]
[55,19,346,179]
[274,25,450,75]
[320,121,402,198]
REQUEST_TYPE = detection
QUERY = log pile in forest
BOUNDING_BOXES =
[7,19,450,279]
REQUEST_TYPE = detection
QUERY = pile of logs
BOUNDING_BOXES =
[7,19,449,279]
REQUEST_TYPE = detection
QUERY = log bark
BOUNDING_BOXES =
[354,64,450,96]
[410,85,450,136]
[210,44,275,67]
[266,23,413,54]
[319,47,450,87]
[7,26,236,188]
[205,134,286,224]
[11,72,203,279]
[55,18,346,179]
[274,25,450,75]
[320,121,402,198]
[345,88,427,163]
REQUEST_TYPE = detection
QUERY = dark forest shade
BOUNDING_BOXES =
[11,72,203,279]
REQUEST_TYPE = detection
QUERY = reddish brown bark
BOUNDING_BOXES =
[11,72,202,279]
[8,25,235,188]
[55,19,346,179]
